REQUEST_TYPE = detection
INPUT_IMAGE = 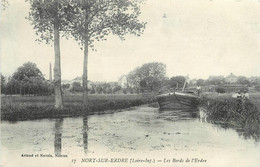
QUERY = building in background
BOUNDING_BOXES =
[118,75,128,88]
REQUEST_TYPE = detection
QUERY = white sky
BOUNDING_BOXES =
[1,0,260,81]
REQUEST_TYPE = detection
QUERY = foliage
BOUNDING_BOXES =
[26,0,76,109]
[199,95,260,139]
[237,76,250,85]
[4,62,53,95]
[207,78,225,85]
[113,85,122,93]
[62,83,70,89]
[90,88,96,94]
[65,0,146,106]
[238,87,248,93]
[1,74,6,94]
[127,62,166,92]
[250,93,260,111]
[1,94,156,121]
[250,79,260,86]
[95,85,103,94]
[91,83,121,94]
[127,68,140,88]
[70,82,83,92]
[196,79,206,86]
[129,87,134,94]
[170,76,186,89]
[254,84,260,92]
[123,88,127,94]
[5,76,54,95]
[68,0,146,47]
[106,87,113,94]
[12,62,44,80]
[216,86,225,93]
[27,0,74,44]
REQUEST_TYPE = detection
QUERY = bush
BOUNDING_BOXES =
[123,89,127,94]
[238,87,248,93]
[216,87,225,93]
[90,88,95,94]
[70,82,83,93]
[255,84,260,92]
[199,96,260,139]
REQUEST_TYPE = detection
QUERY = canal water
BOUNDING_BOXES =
[1,106,260,167]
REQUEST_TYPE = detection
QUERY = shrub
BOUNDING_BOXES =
[90,88,95,94]
[255,84,260,92]
[216,87,225,93]
[199,96,260,129]
[123,89,127,94]
[70,82,83,93]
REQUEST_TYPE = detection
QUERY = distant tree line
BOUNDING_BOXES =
[1,62,54,96]
[194,76,254,93]
[68,81,137,94]
[124,62,259,94]
[2,61,260,97]
[195,77,251,87]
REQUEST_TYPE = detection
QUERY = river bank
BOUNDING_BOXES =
[1,94,156,121]
[199,92,260,141]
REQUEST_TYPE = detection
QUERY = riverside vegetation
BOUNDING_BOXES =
[2,89,260,141]
[199,92,260,141]
[1,94,156,121]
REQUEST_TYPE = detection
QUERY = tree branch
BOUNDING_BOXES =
[86,2,118,27]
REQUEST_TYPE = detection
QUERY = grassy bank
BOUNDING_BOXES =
[199,93,260,140]
[1,94,156,121]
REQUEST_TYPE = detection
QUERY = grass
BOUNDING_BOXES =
[199,92,260,141]
[2,91,260,140]
[1,94,156,121]
[249,93,260,110]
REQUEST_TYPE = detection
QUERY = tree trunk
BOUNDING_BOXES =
[53,21,63,109]
[83,40,89,109]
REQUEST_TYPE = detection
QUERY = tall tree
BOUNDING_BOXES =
[127,62,167,92]
[27,0,74,109]
[12,62,44,80]
[69,0,146,108]
[6,62,52,95]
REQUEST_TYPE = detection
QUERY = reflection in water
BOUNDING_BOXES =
[238,129,260,142]
[159,107,259,142]
[183,109,198,118]
[157,109,198,121]
[198,107,260,142]
[54,118,63,155]
[212,121,260,142]
[82,116,89,154]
